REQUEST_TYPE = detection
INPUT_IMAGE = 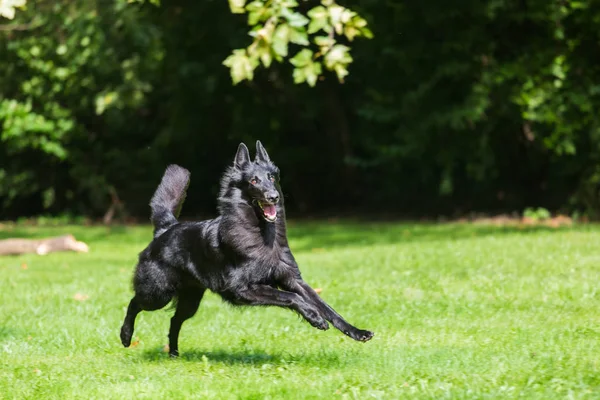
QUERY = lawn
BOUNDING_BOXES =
[1,221,599,399]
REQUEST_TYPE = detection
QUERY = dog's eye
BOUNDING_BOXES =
[269,174,275,182]
[250,178,257,185]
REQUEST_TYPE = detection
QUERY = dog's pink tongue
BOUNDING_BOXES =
[263,204,277,218]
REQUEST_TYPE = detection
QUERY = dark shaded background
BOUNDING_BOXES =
[1,0,599,221]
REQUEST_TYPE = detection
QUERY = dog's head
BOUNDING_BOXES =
[229,140,282,223]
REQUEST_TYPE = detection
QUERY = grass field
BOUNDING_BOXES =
[1,221,599,399]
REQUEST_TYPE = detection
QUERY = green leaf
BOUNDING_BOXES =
[307,5,327,19]
[257,43,273,67]
[293,67,306,84]
[246,1,269,25]
[571,1,587,9]
[307,6,329,34]
[54,67,70,80]
[307,18,329,34]
[328,5,344,34]
[344,26,359,41]
[324,44,352,69]
[343,13,373,41]
[314,35,334,48]
[30,46,41,57]
[289,28,309,45]
[228,0,246,14]
[38,139,68,160]
[333,64,348,82]
[94,91,119,115]
[222,49,256,84]
[306,62,322,86]
[248,11,261,25]
[352,15,368,28]
[260,51,272,68]
[290,49,313,67]
[281,0,299,7]
[561,140,576,155]
[293,62,322,87]
[0,0,26,19]
[245,1,264,11]
[281,7,309,27]
[272,24,290,57]
[359,26,373,39]
[340,9,354,24]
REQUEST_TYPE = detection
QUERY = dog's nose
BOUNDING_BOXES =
[265,191,279,203]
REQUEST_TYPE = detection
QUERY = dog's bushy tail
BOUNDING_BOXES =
[150,164,190,238]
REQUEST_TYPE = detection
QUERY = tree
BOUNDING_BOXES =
[1,0,373,86]
[3,0,600,220]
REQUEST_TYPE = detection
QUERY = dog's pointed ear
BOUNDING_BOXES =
[255,140,271,163]
[234,143,251,169]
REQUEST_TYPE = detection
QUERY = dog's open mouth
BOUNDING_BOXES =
[257,200,277,222]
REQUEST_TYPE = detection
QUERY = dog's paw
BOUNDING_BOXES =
[346,329,374,342]
[304,308,329,330]
[312,318,330,331]
[120,326,132,347]
[357,330,374,342]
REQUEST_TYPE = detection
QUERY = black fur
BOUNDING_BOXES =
[120,140,374,357]
[149,164,190,238]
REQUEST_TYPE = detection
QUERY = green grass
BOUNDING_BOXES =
[1,221,600,399]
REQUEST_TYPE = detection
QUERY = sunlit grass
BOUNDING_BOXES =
[1,222,599,398]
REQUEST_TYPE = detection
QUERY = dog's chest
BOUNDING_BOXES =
[236,246,288,281]
[247,241,281,267]
[226,221,291,280]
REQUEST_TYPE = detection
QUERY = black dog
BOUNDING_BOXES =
[120,141,374,357]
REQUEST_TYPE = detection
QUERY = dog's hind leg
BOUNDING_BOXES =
[168,288,205,357]
[120,291,174,348]
[120,298,142,347]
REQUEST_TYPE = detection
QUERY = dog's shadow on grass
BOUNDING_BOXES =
[141,348,341,366]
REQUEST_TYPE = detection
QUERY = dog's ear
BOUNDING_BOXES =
[234,143,251,169]
[255,140,271,163]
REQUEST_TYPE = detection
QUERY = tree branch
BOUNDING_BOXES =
[0,20,43,31]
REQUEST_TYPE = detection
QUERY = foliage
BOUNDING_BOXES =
[1,0,600,219]
[523,207,551,221]
[0,0,26,19]
[0,0,163,216]
[223,0,372,86]
[1,222,600,398]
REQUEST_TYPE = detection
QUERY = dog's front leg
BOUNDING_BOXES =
[232,284,329,331]
[281,279,374,342]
